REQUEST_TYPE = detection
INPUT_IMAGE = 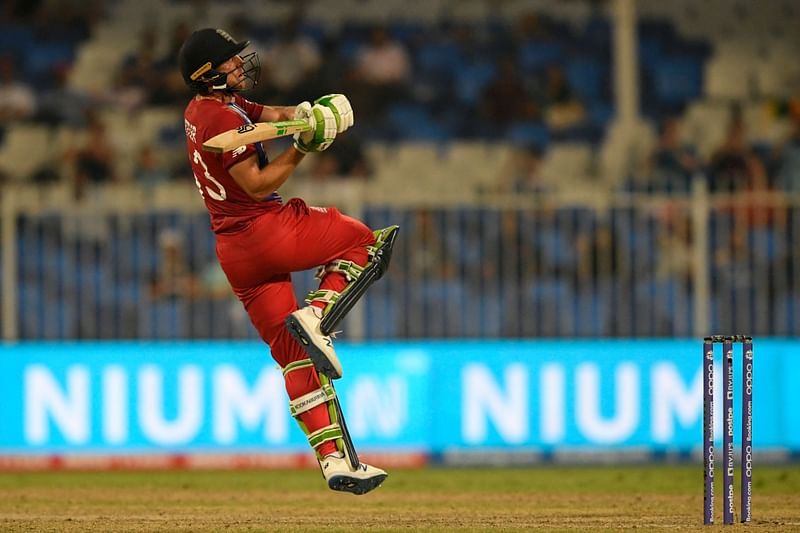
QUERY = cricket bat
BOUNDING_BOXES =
[202,119,311,153]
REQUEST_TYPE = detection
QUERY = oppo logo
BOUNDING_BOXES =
[706,445,715,474]
[706,359,714,396]
[743,445,753,478]
[744,361,753,395]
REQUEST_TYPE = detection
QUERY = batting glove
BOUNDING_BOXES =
[313,94,354,133]
[293,101,337,153]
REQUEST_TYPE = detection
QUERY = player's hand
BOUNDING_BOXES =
[293,101,337,153]
[313,94,354,133]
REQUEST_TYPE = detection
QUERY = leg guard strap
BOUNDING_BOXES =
[315,260,365,282]
[305,289,340,307]
[281,358,315,376]
[289,383,336,417]
[319,225,399,335]
[307,424,343,448]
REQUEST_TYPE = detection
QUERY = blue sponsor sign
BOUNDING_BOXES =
[0,340,797,454]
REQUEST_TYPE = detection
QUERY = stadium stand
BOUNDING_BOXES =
[0,0,798,340]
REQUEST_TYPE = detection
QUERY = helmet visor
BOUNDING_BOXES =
[225,51,260,92]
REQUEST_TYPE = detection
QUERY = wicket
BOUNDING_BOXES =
[703,335,753,525]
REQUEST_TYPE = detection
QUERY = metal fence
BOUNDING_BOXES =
[2,182,799,340]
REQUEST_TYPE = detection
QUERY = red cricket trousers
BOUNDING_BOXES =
[214,198,376,456]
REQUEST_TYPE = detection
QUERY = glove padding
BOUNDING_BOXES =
[293,101,337,153]
[313,94,354,133]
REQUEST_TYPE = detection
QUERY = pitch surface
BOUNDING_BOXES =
[0,465,798,531]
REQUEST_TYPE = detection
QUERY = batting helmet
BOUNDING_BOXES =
[178,28,260,94]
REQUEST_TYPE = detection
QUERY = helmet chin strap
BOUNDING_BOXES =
[208,52,259,93]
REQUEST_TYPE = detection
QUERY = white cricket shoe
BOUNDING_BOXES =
[285,306,343,379]
[319,454,388,495]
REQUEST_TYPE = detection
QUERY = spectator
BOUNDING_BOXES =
[514,11,555,43]
[0,56,36,123]
[654,209,694,285]
[158,20,192,70]
[307,34,357,100]
[149,229,200,300]
[1,0,43,20]
[489,144,550,195]
[708,115,767,192]
[307,135,371,180]
[648,117,699,193]
[133,145,170,189]
[112,27,159,110]
[35,63,92,127]
[260,14,322,102]
[150,20,193,106]
[68,112,117,199]
[408,208,452,281]
[352,25,411,119]
[576,221,620,285]
[354,26,411,87]
[30,0,95,46]
[478,57,536,134]
[539,64,585,130]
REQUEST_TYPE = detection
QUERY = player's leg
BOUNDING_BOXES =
[275,201,399,378]
[315,224,399,335]
[286,224,397,379]
[238,276,387,494]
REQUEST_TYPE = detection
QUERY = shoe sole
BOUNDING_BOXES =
[285,314,342,379]
[327,473,388,495]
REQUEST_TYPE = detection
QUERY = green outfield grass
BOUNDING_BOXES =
[0,465,798,532]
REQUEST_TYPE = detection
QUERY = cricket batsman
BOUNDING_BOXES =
[178,28,398,494]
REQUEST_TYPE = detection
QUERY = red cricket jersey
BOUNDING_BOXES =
[183,94,281,233]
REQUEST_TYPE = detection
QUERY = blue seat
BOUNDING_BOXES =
[300,23,325,44]
[24,43,75,83]
[573,285,610,337]
[524,279,575,337]
[747,227,784,262]
[141,299,187,339]
[0,24,33,56]
[388,22,426,46]
[534,227,576,271]
[506,121,549,150]
[455,62,496,105]
[774,293,800,336]
[519,41,563,71]
[566,60,605,101]
[365,289,398,339]
[638,35,664,66]
[653,57,703,106]
[18,282,45,339]
[422,278,467,337]
[635,278,692,336]
[415,42,464,78]
[387,104,449,141]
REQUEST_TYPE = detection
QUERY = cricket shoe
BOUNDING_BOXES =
[319,454,388,495]
[286,306,343,379]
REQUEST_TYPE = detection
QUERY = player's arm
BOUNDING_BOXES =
[229,148,305,200]
[259,105,296,122]
[260,95,353,132]
[228,103,338,200]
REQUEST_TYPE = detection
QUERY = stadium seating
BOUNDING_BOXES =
[2,0,799,340]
